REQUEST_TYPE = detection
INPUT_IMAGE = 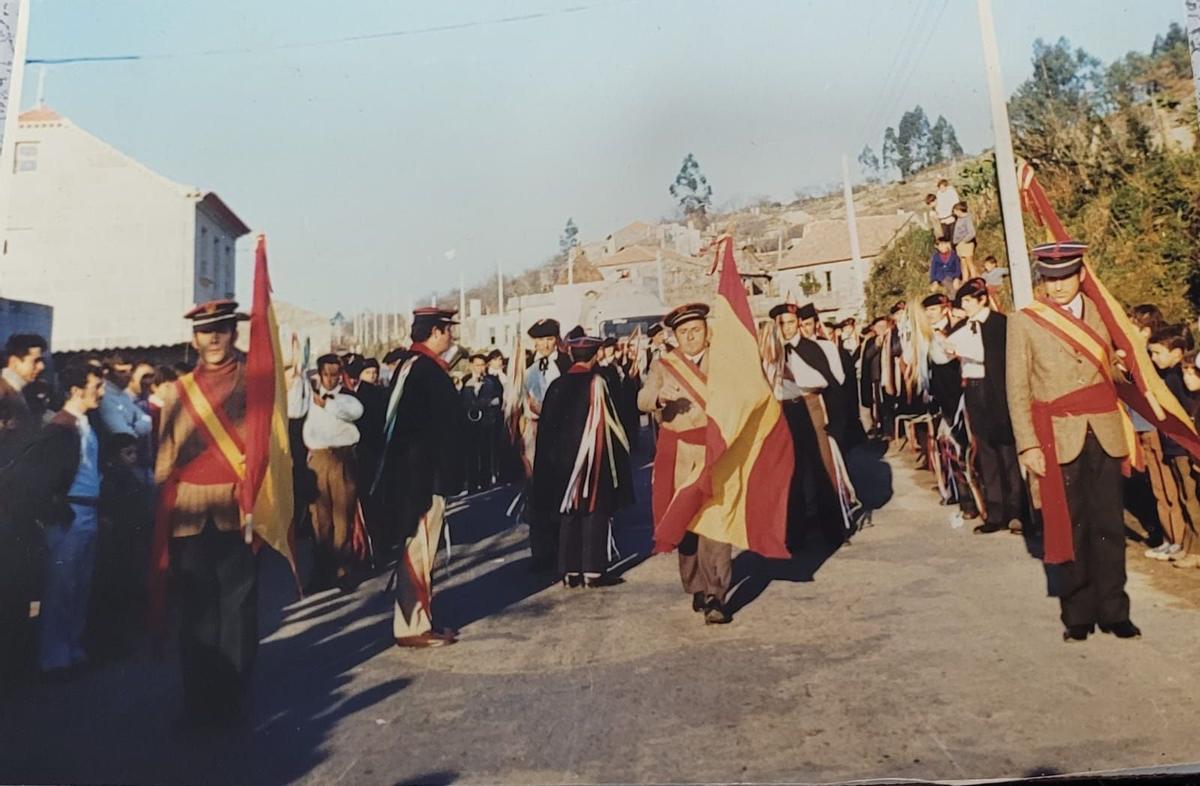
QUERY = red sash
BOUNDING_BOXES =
[147,371,247,643]
[1023,301,1132,564]
[651,426,707,550]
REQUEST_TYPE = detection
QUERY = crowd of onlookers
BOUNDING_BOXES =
[1,335,191,691]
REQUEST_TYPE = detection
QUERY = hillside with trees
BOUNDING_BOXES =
[866,23,1200,320]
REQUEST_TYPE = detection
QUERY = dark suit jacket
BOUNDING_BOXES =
[0,376,39,469]
[374,352,466,544]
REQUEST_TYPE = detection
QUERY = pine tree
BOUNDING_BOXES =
[669,153,714,222]
[559,217,579,256]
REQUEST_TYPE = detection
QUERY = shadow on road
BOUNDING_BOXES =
[725,538,843,617]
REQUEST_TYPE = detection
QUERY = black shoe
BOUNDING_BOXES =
[584,575,615,588]
[692,592,706,612]
[1062,624,1093,642]
[703,597,731,625]
[1099,621,1142,639]
[973,521,1008,534]
[562,574,583,589]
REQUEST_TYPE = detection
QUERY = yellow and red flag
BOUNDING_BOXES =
[653,235,792,558]
[241,235,296,568]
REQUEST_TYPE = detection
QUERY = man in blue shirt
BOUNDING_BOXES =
[38,365,106,677]
[929,238,962,293]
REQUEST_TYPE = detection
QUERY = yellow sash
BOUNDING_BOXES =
[658,351,708,407]
[178,373,245,480]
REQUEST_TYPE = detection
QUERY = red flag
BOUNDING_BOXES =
[241,236,297,569]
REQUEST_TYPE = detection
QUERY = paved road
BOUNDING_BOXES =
[2,441,1200,785]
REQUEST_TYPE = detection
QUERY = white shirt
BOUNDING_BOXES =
[685,351,705,366]
[2,367,27,393]
[929,318,955,366]
[935,186,960,220]
[525,351,562,408]
[1065,293,1083,319]
[302,384,363,450]
[946,308,990,380]
[777,336,841,399]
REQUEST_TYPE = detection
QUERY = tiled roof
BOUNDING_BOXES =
[778,213,913,269]
[594,244,699,268]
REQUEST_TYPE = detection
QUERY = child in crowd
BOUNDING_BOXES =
[928,238,962,293]
[1128,305,1169,553]
[951,202,977,278]
[88,433,153,658]
[1147,327,1200,566]
[1174,351,1200,569]
[924,194,939,240]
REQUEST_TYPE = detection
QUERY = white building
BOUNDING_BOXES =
[1,106,251,351]
[774,213,913,321]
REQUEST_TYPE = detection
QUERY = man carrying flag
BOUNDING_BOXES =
[638,236,792,625]
[1008,242,1139,642]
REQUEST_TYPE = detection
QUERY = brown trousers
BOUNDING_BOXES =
[678,531,731,602]
[1141,432,1187,545]
[1170,455,1200,554]
[308,446,358,583]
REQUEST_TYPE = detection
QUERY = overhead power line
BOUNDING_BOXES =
[28,0,641,65]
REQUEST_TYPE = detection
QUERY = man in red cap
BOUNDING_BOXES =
[1007,242,1139,642]
[373,307,466,648]
[154,299,256,726]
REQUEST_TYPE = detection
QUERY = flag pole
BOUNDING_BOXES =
[976,0,1033,308]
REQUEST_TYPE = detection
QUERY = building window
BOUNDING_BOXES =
[199,227,209,276]
[14,142,37,173]
[825,271,833,292]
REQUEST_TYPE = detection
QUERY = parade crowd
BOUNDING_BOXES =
[1,196,1199,729]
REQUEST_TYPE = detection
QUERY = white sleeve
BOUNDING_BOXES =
[820,342,845,384]
[287,374,310,419]
[786,353,828,390]
[327,393,364,422]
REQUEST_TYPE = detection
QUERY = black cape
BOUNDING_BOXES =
[532,370,633,519]
[373,352,466,546]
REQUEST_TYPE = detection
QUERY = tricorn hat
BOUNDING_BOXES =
[527,318,561,339]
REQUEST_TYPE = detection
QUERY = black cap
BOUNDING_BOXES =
[954,277,989,307]
[565,325,586,341]
[601,336,617,348]
[486,349,504,361]
[412,307,459,329]
[185,299,249,330]
[647,322,664,338]
[527,318,561,339]
[1032,240,1087,279]
[566,335,604,363]
[769,303,799,320]
[663,302,710,330]
[921,293,950,308]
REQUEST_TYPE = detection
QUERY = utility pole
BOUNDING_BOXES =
[977,0,1033,307]
[655,248,664,304]
[458,271,466,319]
[567,246,575,286]
[1188,0,1200,128]
[841,153,865,317]
[496,259,505,315]
[0,0,31,295]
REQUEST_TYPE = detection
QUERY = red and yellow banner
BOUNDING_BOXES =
[652,236,792,558]
[242,235,296,569]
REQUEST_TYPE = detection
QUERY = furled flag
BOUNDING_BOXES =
[652,235,793,558]
[240,235,297,570]
[1017,160,1200,562]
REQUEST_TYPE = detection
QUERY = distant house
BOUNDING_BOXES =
[602,219,701,258]
[774,213,913,320]
[593,244,703,287]
[2,107,251,352]
[605,220,656,255]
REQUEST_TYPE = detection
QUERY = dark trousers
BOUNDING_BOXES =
[1058,432,1130,627]
[465,420,495,492]
[170,524,258,720]
[558,512,609,576]
[0,525,41,693]
[782,400,840,547]
[964,382,1022,524]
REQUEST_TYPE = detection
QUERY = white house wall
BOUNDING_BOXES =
[3,119,194,350]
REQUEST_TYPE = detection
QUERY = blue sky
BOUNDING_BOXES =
[23,0,1187,314]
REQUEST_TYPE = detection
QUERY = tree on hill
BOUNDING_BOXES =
[858,145,882,181]
[669,153,713,224]
[559,217,579,257]
[879,106,962,178]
